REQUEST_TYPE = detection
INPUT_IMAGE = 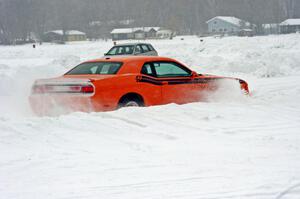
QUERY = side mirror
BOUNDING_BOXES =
[191,71,198,78]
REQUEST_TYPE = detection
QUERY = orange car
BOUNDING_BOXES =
[29,56,249,115]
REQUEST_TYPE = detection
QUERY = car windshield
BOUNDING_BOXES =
[106,45,134,55]
[66,62,122,75]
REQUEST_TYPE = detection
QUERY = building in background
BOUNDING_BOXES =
[111,27,160,40]
[156,29,175,39]
[87,19,135,40]
[206,16,253,36]
[43,30,86,42]
[280,19,300,34]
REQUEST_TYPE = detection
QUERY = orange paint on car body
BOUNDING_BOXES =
[29,56,249,115]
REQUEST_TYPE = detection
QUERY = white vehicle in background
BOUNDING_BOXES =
[104,43,158,56]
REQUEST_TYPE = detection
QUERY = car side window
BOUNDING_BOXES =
[90,66,98,74]
[107,46,134,55]
[107,47,117,55]
[147,44,155,51]
[152,62,191,78]
[141,63,155,76]
[101,64,111,74]
[141,45,150,52]
[124,46,134,54]
[116,47,123,55]
[135,45,142,54]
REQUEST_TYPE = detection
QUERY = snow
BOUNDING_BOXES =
[1,34,300,199]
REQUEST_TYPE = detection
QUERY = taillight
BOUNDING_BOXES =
[69,86,81,92]
[32,84,94,95]
[81,85,94,94]
[239,80,249,94]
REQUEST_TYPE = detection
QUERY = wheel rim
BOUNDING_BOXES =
[124,101,140,107]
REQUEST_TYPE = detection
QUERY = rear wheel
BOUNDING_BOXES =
[123,100,140,107]
[118,95,144,108]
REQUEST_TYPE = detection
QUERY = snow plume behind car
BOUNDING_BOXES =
[0,55,81,118]
[203,78,250,103]
[0,65,43,117]
[30,78,96,116]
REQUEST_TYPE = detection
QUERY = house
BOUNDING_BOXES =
[43,30,86,42]
[156,29,174,39]
[280,19,300,34]
[238,29,254,37]
[206,16,252,35]
[111,28,135,40]
[111,27,160,40]
[88,19,135,39]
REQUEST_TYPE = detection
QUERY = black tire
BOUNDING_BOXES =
[119,97,143,108]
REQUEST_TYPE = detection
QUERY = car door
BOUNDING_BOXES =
[150,61,198,104]
[138,63,162,105]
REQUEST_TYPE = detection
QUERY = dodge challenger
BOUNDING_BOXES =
[29,56,249,115]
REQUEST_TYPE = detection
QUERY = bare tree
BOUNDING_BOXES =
[0,0,296,44]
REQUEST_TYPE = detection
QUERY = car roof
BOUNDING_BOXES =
[113,42,152,47]
[85,56,175,63]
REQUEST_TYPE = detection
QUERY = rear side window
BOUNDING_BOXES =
[135,45,142,54]
[66,62,122,75]
[147,44,155,51]
[141,45,150,52]
[141,63,155,76]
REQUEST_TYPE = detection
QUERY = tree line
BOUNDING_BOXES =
[0,0,299,44]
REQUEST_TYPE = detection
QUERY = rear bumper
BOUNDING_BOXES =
[29,94,96,116]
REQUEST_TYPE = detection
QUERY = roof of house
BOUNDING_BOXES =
[46,30,86,36]
[111,27,160,34]
[157,29,173,33]
[280,19,300,26]
[206,16,251,27]
[111,28,135,34]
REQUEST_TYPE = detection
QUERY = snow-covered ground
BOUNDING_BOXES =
[0,34,300,199]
